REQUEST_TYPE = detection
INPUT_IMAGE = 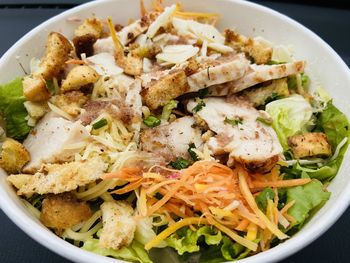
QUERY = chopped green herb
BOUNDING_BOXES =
[198,88,209,98]
[192,100,206,113]
[143,115,161,128]
[266,60,286,65]
[28,194,44,209]
[169,157,190,170]
[188,143,198,161]
[154,192,163,200]
[92,118,108,129]
[224,117,243,126]
[161,100,178,121]
[256,117,272,126]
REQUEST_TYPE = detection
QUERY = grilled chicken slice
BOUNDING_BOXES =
[41,193,92,231]
[99,201,136,250]
[209,61,305,96]
[187,53,250,92]
[141,116,203,161]
[23,112,90,173]
[85,52,123,76]
[7,158,107,196]
[187,97,283,172]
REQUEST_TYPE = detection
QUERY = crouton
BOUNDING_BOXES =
[0,138,30,174]
[225,29,272,64]
[288,132,332,159]
[61,65,99,93]
[73,34,97,58]
[50,91,88,117]
[23,32,73,101]
[36,32,73,80]
[122,53,143,76]
[99,201,136,250]
[75,18,103,39]
[40,193,92,231]
[241,78,289,107]
[7,158,107,196]
[143,70,189,109]
[22,75,51,102]
[24,101,49,120]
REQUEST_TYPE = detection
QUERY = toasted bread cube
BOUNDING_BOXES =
[123,53,143,76]
[37,32,73,80]
[288,132,332,159]
[242,78,289,107]
[143,70,189,109]
[40,193,92,231]
[50,91,88,117]
[0,138,30,174]
[61,65,99,93]
[23,75,51,102]
[75,18,103,39]
[225,29,272,64]
[99,201,136,250]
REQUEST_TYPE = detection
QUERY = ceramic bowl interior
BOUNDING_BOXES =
[0,0,350,262]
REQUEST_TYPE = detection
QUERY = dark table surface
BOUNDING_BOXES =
[0,1,350,262]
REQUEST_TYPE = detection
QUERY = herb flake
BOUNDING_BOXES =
[169,157,190,170]
[224,117,243,126]
[143,115,161,128]
[92,118,108,129]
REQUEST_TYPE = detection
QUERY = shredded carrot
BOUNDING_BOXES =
[65,59,85,65]
[238,168,288,240]
[284,213,296,224]
[252,178,311,188]
[111,178,143,194]
[235,219,250,231]
[145,180,177,195]
[140,0,147,17]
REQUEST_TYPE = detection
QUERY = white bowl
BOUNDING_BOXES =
[1,0,350,262]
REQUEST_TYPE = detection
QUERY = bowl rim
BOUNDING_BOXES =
[1,0,350,263]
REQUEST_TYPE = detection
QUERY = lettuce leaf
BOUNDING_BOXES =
[167,226,222,255]
[286,180,330,227]
[265,95,313,149]
[82,239,153,263]
[255,188,275,212]
[166,226,251,262]
[0,77,31,140]
[316,102,349,150]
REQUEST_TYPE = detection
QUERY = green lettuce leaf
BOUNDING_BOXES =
[286,180,330,227]
[256,188,275,212]
[82,239,153,263]
[265,95,313,149]
[167,226,222,255]
[316,102,349,150]
[0,77,31,140]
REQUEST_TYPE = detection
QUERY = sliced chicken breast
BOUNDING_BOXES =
[141,116,203,161]
[23,113,90,173]
[7,158,107,196]
[187,53,250,92]
[99,201,136,250]
[209,61,305,96]
[187,97,283,172]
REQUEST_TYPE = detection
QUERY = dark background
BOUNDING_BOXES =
[0,1,349,262]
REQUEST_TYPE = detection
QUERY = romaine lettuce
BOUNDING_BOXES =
[286,180,330,227]
[167,226,222,255]
[265,95,313,149]
[255,188,275,212]
[0,77,31,140]
[82,239,153,263]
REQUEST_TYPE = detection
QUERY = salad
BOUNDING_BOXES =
[1,1,349,262]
